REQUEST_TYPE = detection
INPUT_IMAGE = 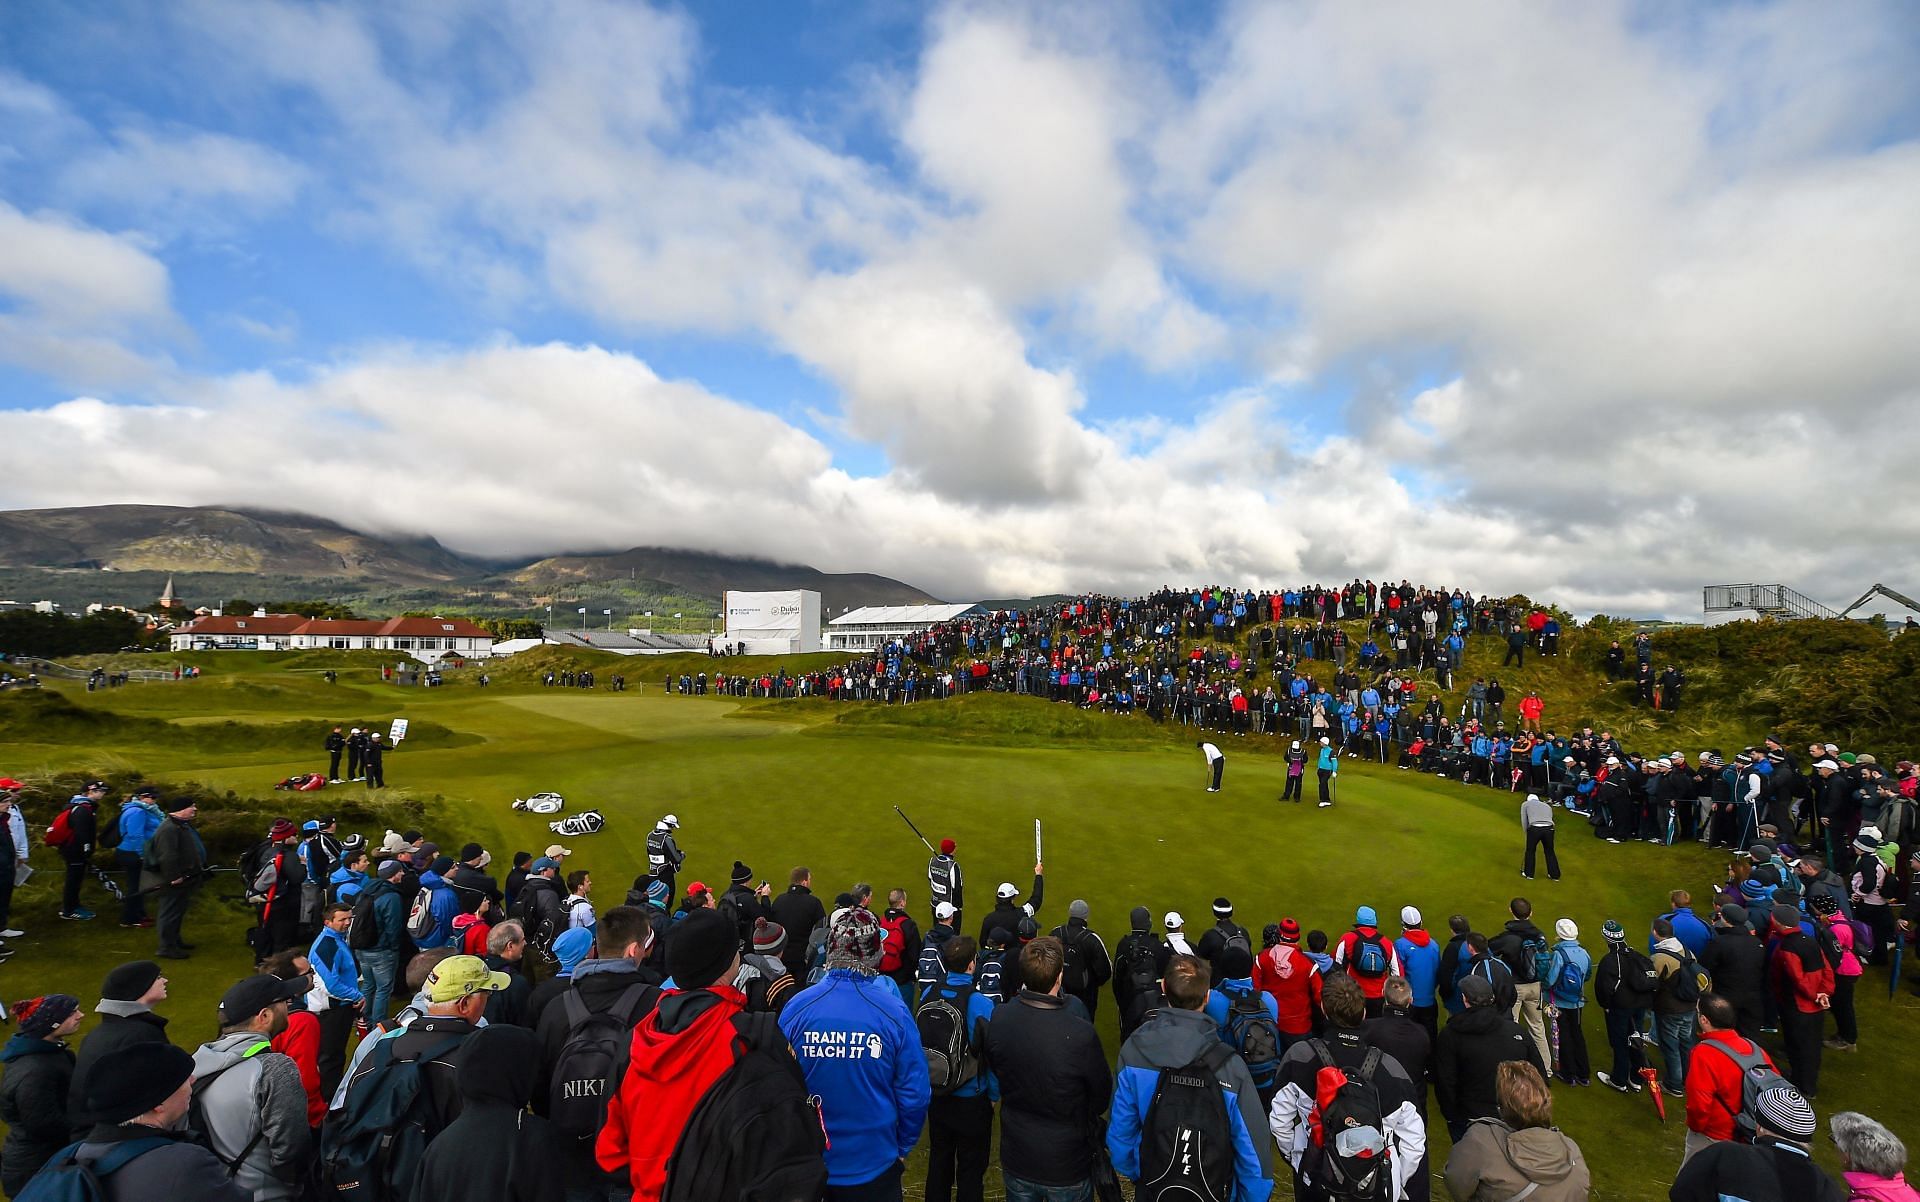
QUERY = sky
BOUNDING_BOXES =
[0,1,1916,615]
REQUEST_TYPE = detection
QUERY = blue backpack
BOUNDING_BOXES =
[916,940,946,990]
[14,1137,173,1202]
[1351,932,1390,978]
[1550,949,1584,999]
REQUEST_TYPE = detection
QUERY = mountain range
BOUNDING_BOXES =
[0,504,936,616]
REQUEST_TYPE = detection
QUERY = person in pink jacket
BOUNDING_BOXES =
[1831,1111,1920,1202]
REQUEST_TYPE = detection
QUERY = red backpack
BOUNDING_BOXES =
[44,805,82,850]
[877,913,911,973]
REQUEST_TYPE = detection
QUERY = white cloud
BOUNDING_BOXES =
[60,127,307,220]
[0,201,181,385]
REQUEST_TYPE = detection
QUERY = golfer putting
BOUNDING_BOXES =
[1317,736,1338,806]
[1197,739,1224,792]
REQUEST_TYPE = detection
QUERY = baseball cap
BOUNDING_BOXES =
[997,882,1020,899]
[0,778,22,790]
[217,974,305,1025]
[933,901,957,920]
[660,813,680,829]
[1400,906,1422,928]
[1164,911,1184,930]
[530,857,560,872]
[423,955,512,1003]
[544,844,571,859]
[1460,975,1495,1006]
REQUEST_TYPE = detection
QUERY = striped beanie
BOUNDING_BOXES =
[1754,1085,1817,1138]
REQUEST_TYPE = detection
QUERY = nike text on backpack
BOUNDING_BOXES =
[1222,985,1282,1088]
[549,982,657,1138]
[405,887,437,943]
[11,1137,173,1202]
[1350,932,1390,979]
[1701,1039,1792,1142]
[321,1033,466,1202]
[917,983,980,1096]
[1137,1041,1238,1202]
[1304,1041,1393,1201]
[347,888,381,951]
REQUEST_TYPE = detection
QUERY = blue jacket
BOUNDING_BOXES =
[1317,747,1337,773]
[362,878,407,951]
[918,972,1000,1101]
[416,870,461,948]
[1544,940,1591,1009]
[780,969,930,1186]
[309,924,363,1003]
[1204,978,1279,1035]
[1395,933,1442,1008]
[1652,909,1714,958]
[113,799,164,854]
[1109,1007,1272,1202]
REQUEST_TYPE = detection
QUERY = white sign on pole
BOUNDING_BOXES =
[390,718,410,743]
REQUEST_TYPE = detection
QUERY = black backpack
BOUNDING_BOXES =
[1137,1041,1237,1202]
[1057,925,1093,994]
[1119,937,1161,999]
[11,1136,173,1202]
[1304,1042,1392,1201]
[660,1013,827,1202]
[347,885,382,951]
[548,982,657,1139]
[1222,985,1282,1089]
[321,1032,465,1201]
[1665,951,1711,1006]
[917,983,980,1096]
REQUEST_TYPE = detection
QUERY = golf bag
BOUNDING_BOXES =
[550,810,605,837]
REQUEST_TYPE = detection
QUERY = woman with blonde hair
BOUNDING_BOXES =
[1444,1060,1591,1200]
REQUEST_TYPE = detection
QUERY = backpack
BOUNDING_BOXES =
[11,1137,174,1202]
[320,1032,466,1201]
[916,983,980,1096]
[659,1013,828,1202]
[1550,949,1584,1000]
[1303,1042,1392,1201]
[1349,932,1389,979]
[1613,947,1659,1004]
[187,1045,271,1178]
[405,887,437,943]
[240,840,277,903]
[877,913,911,974]
[916,939,946,989]
[1666,952,1711,1005]
[1222,985,1282,1088]
[975,952,1007,1002]
[1224,927,1253,960]
[548,982,657,1139]
[1521,934,1552,986]
[1120,937,1161,999]
[43,806,79,851]
[1057,925,1093,994]
[1137,1041,1237,1202]
[1700,1039,1793,1143]
[348,886,382,951]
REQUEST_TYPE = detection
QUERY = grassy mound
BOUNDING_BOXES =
[0,689,477,755]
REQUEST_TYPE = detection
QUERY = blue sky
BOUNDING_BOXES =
[1,1,1916,612]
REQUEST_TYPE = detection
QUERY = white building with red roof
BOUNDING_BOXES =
[171,612,493,662]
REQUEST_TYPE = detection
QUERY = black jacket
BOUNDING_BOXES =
[1194,919,1251,980]
[1699,932,1768,1007]
[770,886,826,980]
[1488,919,1547,985]
[68,1006,172,1136]
[976,874,1044,947]
[1,1036,76,1193]
[1362,1008,1432,1112]
[719,884,773,949]
[1437,933,1472,1008]
[1050,917,1112,1003]
[59,800,99,861]
[414,1025,563,1202]
[514,875,566,948]
[532,962,662,1191]
[450,863,503,918]
[483,958,536,1029]
[1669,1136,1845,1202]
[70,1123,250,1202]
[981,990,1111,1187]
[1435,1004,1544,1131]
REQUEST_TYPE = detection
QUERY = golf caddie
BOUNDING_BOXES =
[928,837,963,928]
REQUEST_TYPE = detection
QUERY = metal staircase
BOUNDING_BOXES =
[1701,584,1839,622]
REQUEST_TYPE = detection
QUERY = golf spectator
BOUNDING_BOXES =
[450,844,503,919]
[1684,992,1778,1163]
[1436,974,1545,1141]
[780,906,929,1199]
[306,903,361,1096]
[1112,907,1165,1039]
[1443,1061,1590,1201]
[1364,976,1434,1202]
[0,994,83,1194]
[356,860,409,1023]
[1543,919,1591,1086]
[68,961,171,1136]
[771,867,828,981]
[483,920,536,1029]
[1809,893,1862,1053]
[257,951,325,1130]
[1394,907,1442,1046]
[1593,920,1655,1094]
[190,974,312,1201]
[977,866,1044,949]
[1768,902,1834,1099]
[919,936,998,1202]
[1195,897,1251,986]
[1657,890,1715,956]
[1109,954,1269,1201]
[1335,905,1401,1017]
[1829,1112,1920,1202]
[1254,917,1324,1050]
[112,787,165,929]
[1050,899,1112,1020]
[67,1041,250,1201]
[1489,897,1552,1069]
[1270,972,1425,1202]
[1651,917,1698,1097]
[55,781,105,921]
[1669,1085,1844,1202]
[413,1024,563,1202]
[1699,905,1767,1038]
[982,936,1112,1202]
[141,795,207,960]
[1438,915,1475,1015]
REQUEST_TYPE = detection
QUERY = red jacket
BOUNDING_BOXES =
[1334,927,1402,1000]
[273,1008,326,1127]
[1254,943,1324,1035]
[1685,1030,1775,1141]
[597,985,751,1202]
[1769,934,1836,1014]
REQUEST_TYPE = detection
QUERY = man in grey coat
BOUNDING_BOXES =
[190,975,313,1201]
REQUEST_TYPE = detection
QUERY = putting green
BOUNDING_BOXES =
[2,659,1911,1199]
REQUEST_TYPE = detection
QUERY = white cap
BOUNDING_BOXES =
[1814,759,1839,771]
[660,813,680,828]
[1605,756,1621,766]
[1401,905,1422,927]
[933,901,957,920]
[1320,736,1331,745]
[1164,910,1184,930]
[1525,793,1540,804]
[997,881,1019,899]
[544,844,571,858]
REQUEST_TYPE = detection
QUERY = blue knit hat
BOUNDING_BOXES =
[553,927,594,975]
[1355,905,1377,927]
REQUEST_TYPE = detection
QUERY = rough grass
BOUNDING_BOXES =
[2,642,1914,1199]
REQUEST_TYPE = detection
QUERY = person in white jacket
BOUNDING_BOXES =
[0,778,27,942]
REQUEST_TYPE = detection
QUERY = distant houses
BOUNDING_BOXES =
[170,612,494,662]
